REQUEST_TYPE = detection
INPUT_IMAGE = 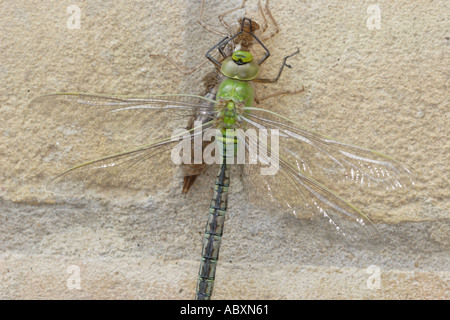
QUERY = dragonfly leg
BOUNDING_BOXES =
[258,0,280,41]
[197,0,227,36]
[149,49,223,75]
[218,0,248,30]
[254,85,304,103]
[254,48,301,83]
[253,48,304,103]
[149,0,243,75]
[148,53,209,75]
[197,0,248,37]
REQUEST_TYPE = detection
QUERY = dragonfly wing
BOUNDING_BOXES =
[238,105,414,241]
[33,93,216,145]
[241,141,380,241]
[31,93,215,194]
[242,108,413,191]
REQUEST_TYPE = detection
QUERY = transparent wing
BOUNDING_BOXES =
[243,107,414,191]
[34,93,216,142]
[239,106,413,241]
[241,140,380,241]
[31,93,215,194]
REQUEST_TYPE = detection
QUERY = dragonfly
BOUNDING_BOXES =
[149,1,303,194]
[34,8,412,300]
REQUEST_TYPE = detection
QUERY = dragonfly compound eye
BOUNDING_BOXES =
[221,51,260,81]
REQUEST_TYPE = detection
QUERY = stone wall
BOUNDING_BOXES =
[0,0,448,299]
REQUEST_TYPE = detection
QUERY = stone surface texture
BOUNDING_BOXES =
[0,0,448,299]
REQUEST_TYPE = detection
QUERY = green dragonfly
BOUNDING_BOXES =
[35,16,412,300]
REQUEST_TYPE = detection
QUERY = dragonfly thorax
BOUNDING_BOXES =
[214,98,245,131]
[215,51,256,131]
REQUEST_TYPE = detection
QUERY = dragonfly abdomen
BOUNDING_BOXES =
[196,160,230,300]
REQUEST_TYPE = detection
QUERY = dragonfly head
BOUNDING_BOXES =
[221,50,260,81]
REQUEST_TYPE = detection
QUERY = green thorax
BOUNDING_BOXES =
[214,50,259,132]
[217,78,254,108]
